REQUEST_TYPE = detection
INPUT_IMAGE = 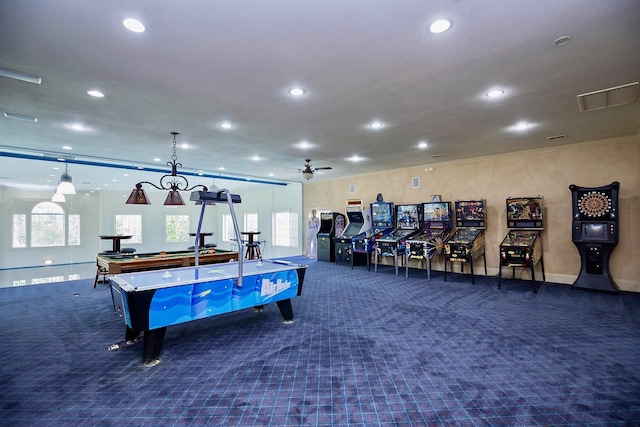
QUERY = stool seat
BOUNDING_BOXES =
[121,247,136,254]
[99,250,118,256]
[204,243,217,248]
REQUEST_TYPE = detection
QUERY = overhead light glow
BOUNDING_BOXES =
[486,90,504,98]
[69,124,85,131]
[62,145,72,150]
[123,18,145,33]
[417,141,428,149]
[347,155,365,162]
[298,141,312,149]
[87,90,104,98]
[289,88,305,96]
[369,121,384,129]
[430,19,451,34]
[219,122,233,129]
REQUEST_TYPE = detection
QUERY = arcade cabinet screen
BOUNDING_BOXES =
[423,202,451,223]
[319,213,333,234]
[455,200,486,228]
[396,204,420,229]
[582,223,608,241]
[371,203,393,227]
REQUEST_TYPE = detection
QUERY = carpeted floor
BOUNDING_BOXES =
[1,258,639,426]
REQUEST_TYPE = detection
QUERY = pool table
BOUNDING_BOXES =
[94,249,238,287]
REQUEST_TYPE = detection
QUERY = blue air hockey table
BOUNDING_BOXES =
[110,259,307,366]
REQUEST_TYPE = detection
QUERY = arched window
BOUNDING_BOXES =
[31,202,65,247]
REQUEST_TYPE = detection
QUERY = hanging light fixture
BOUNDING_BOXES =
[51,192,66,203]
[56,163,76,194]
[125,132,207,205]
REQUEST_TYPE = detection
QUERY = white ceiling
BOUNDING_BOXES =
[1,0,639,193]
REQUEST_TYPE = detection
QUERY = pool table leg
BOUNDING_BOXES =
[276,299,294,322]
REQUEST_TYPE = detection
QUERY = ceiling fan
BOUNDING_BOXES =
[299,159,332,180]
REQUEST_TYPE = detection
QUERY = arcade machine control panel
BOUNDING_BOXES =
[498,196,545,293]
[443,200,487,284]
[374,203,423,276]
[317,212,345,262]
[569,181,620,293]
[405,201,453,280]
[352,201,394,270]
[335,204,371,267]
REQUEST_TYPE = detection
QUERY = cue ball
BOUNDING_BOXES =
[134,255,138,259]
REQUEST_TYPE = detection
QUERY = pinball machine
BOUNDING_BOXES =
[498,196,545,293]
[405,201,453,280]
[334,202,372,267]
[443,200,487,284]
[569,181,620,293]
[317,212,345,262]
[352,201,394,270]
[374,203,423,276]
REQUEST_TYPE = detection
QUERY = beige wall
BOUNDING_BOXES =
[303,135,640,292]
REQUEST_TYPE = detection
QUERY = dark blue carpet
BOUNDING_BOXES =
[1,260,639,426]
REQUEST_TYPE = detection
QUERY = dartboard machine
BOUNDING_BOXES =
[405,201,453,280]
[498,196,545,293]
[317,212,345,262]
[443,200,487,284]
[569,181,620,293]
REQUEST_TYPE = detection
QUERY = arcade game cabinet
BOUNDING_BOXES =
[569,181,620,293]
[498,196,545,293]
[405,201,453,280]
[317,212,345,262]
[352,200,394,270]
[374,203,423,276]
[443,200,487,284]
[334,202,372,267]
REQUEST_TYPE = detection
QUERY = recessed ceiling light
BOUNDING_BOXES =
[219,167,226,171]
[251,156,261,161]
[219,122,233,129]
[289,88,305,96]
[486,89,504,98]
[180,143,190,149]
[417,141,428,149]
[123,18,145,33]
[62,145,72,150]
[510,122,535,132]
[297,140,312,149]
[268,173,274,177]
[153,157,161,162]
[430,19,451,34]
[69,124,85,131]
[87,90,104,98]
[368,121,384,129]
[347,155,365,162]
[553,36,572,46]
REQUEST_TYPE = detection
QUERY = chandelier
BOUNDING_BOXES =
[125,132,208,205]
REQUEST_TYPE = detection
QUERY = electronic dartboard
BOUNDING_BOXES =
[569,182,620,293]
[576,190,614,220]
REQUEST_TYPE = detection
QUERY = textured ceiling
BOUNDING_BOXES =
[0,0,639,192]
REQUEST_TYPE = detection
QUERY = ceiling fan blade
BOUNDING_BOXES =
[314,166,332,170]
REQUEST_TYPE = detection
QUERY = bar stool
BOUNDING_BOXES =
[245,241,262,260]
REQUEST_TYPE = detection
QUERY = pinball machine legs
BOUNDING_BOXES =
[498,256,545,294]
[444,254,487,285]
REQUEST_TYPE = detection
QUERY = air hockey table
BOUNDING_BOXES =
[110,259,307,366]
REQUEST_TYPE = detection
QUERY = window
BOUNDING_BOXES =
[244,213,259,232]
[12,203,81,248]
[221,214,236,242]
[273,212,299,247]
[31,202,65,247]
[68,214,80,246]
[166,214,190,242]
[115,215,142,243]
[12,214,26,248]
